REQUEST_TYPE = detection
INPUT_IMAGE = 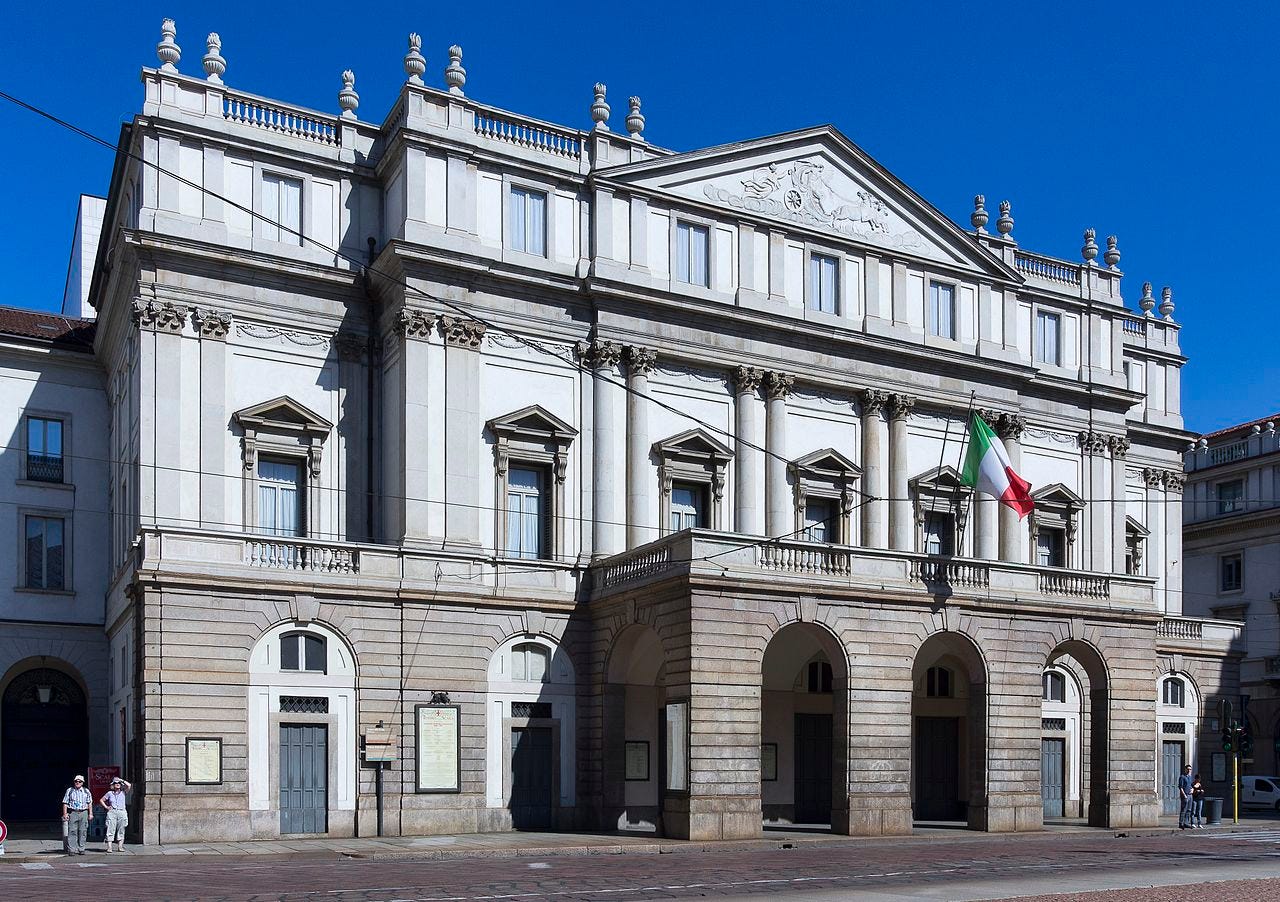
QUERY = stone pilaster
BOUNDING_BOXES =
[626,346,657,548]
[1164,470,1185,615]
[860,390,889,549]
[1143,467,1168,611]
[764,372,794,537]
[733,366,766,536]
[972,409,999,560]
[579,339,624,557]
[386,308,437,545]
[193,308,230,530]
[334,332,370,541]
[997,414,1026,563]
[441,316,485,549]
[1077,431,1112,572]
[1109,436,1130,574]
[134,299,189,528]
[887,393,915,551]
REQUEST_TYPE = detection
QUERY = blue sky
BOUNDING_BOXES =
[0,2,1273,433]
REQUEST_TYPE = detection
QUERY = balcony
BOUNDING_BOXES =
[25,453,64,483]
[1155,615,1244,655]
[590,530,1157,612]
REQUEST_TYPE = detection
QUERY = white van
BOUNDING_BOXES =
[1241,776,1280,810]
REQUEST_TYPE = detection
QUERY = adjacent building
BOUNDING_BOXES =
[0,20,1245,841]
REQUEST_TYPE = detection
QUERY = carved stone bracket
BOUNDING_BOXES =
[440,316,486,349]
[860,389,890,416]
[888,393,916,421]
[764,371,795,401]
[1109,435,1131,459]
[732,366,764,396]
[1077,431,1112,457]
[1143,467,1184,492]
[132,299,188,334]
[996,413,1026,441]
[397,308,437,340]
[626,346,657,376]
[575,338,623,371]
[193,307,232,340]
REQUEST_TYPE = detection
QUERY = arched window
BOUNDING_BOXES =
[280,632,326,674]
[1043,671,1066,703]
[806,660,833,694]
[511,643,550,682]
[926,666,952,698]
[1163,677,1185,708]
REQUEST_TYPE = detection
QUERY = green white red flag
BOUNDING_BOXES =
[961,413,1034,518]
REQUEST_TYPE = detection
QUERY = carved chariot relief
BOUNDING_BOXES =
[702,158,927,253]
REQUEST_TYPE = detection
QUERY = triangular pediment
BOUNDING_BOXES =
[911,464,968,491]
[1033,483,1084,508]
[791,447,862,476]
[601,127,1019,279]
[487,404,578,439]
[1125,515,1150,537]
[653,428,733,460]
[233,396,332,434]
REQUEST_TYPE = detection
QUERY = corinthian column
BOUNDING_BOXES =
[1110,436,1130,574]
[764,372,794,537]
[888,393,915,551]
[733,366,766,536]
[972,409,999,560]
[580,340,624,558]
[626,346,657,548]
[1077,430,1112,572]
[860,390,889,548]
[441,316,486,549]
[997,414,1027,563]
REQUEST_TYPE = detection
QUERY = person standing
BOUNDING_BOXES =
[1178,764,1195,829]
[99,777,132,852]
[61,775,92,855]
[1191,773,1206,828]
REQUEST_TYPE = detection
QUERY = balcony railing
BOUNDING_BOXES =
[1038,571,1110,599]
[1014,251,1082,287]
[596,543,674,589]
[474,108,582,159]
[223,89,339,146]
[757,543,852,576]
[1208,441,1249,466]
[911,559,990,589]
[1157,618,1202,641]
[245,538,358,573]
[25,453,64,483]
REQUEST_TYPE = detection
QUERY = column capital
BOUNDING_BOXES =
[1109,435,1131,459]
[764,371,794,400]
[132,299,188,334]
[1077,431,1111,456]
[860,388,890,416]
[440,315,485,349]
[1143,467,1184,493]
[732,365,764,396]
[976,407,1001,427]
[333,333,366,362]
[575,338,622,370]
[1142,467,1164,489]
[396,307,437,340]
[192,307,232,340]
[888,393,916,421]
[996,413,1026,441]
[626,345,657,376]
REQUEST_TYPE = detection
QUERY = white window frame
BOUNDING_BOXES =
[1035,309,1062,366]
[504,465,549,560]
[510,642,552,683]
[508,184,548,257]
[256,456,305,538]
[279,631,328,674]
[18,508,72,593]
[911,466,973,557]
[1029,484,1084,568]
[234,397,332,539]
[259,172,304,245]
[1162,677,1185,708]
[927,280,957,340]
[923,510,956,557]
[807,251,840,315]
[1043,670,1066,703]
[674,219,711,288]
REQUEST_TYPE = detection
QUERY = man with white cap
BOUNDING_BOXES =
[61,774,92,855]
[99,776,132,852]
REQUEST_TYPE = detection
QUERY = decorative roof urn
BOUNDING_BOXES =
[403,33,425,85]
[1159,286,1175,319]
[157,18,181,71]
[203,33,226,83]
[338,70,359,120]
[445,45,466,95]
[591,83,610,131]
[1139,281,1156,316]
[1104,235,1121,268]
[995,200,1014,237]
[626,96,645,140]
[971,195,988,233]
[1081,228,1098,263]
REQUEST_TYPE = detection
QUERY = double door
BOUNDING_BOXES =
[1159,740,1184,816]
[280,724,327,834]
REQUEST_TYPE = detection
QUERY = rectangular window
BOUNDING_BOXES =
[923,511,955,556]
[257,458,303,537]
[803,498,835,543]
[675,222,709,287]
[25,515,65,589]
[1217,479,1244,514]
[1036,528,1066,567]
[261,174,303,245]
[26,416,64,483]
[670,481,707,532]
[509,186,547,256]
[808,254,839,314]
[928,282,956,339]
[505,466,547,559]
[1035,311,1061,366]
[1221,553,1243,592]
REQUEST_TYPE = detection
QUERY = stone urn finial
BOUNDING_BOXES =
[591,83,610,131]
[626,96,645,140]
[1139,281,1155,316]
[404,33,425,85]
[157,18,181,72]
[995,199,1014,237]
[971,195,988,232]
[1104,235,1121,268]
[1159,286,1175,319]
[339,70,359,120]
[203,33,226,83]
[1081,228,1098,263]
[445,45,466,95]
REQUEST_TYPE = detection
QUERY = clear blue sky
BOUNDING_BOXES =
[1,2,1273,434]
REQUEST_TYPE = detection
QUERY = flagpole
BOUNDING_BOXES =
[931,390,977,557]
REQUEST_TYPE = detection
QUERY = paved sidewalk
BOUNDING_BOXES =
[3,817,1277,865]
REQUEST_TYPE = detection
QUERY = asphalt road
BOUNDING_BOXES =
[4,829,1280,901]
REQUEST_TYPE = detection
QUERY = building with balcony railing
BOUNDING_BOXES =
[1184,415,1280,774]
[0,20,1243,842]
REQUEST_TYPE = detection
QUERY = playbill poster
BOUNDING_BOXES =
[416,705,460,792]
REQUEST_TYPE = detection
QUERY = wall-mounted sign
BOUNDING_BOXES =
[364,725,397,763]
[186,737,223,785]
[664,701,689,793]
[625,741,650,781]
[761,743,778,782]
[416,705,460,793]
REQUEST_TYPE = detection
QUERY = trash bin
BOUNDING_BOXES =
[1204,797,1224,825]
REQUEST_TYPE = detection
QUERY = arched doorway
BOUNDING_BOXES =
[759,622,849,831]
[1044,641,1109,827]
[911,631,986,828]
[1155,672,1200,817]
[2,666,88,824]
[603,624,665,833]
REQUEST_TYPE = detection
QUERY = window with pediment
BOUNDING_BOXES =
[790,448,861,545]
[1029,483,1085,569]
[233,397,332,538]
[1125,516,1149,576]
[653,429,733,534]
[910,466,972,557]
[487,405,577,561]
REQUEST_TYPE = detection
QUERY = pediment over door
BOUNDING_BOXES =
[601,126,1020,280]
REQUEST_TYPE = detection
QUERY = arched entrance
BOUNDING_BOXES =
[911,631,986,828]
[2,665,88,824]
[603,624,665,833]
[1155,672,1200,817]
[1044,641,1109,827]
[759,622,849,831]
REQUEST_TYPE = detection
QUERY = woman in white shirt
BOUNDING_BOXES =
[99,777,132,852]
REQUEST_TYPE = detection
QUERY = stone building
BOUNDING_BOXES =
[0,21,1244,841]
[1184,416,1280,779]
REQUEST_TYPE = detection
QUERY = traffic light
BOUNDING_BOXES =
[1240,728,1254,757]
[1222,728,1235,752]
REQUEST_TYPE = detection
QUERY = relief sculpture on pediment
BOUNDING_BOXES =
[703,158,926,253]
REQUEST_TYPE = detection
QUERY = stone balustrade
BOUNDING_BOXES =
[1155,615,1244,655]
[1014,251,1082,287]
[223,88,339,146]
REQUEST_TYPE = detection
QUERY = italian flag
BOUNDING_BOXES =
[961,413,1034,518]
